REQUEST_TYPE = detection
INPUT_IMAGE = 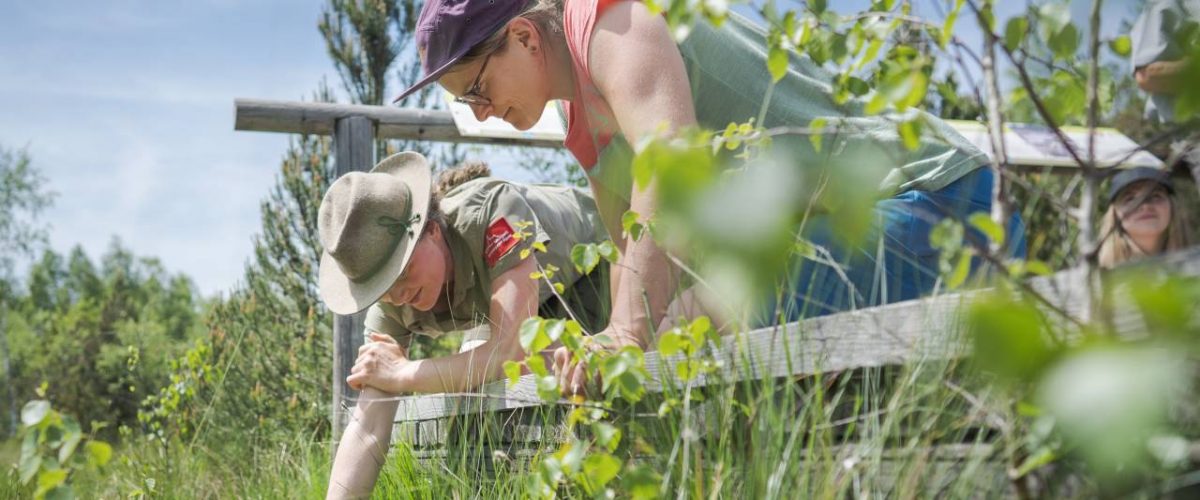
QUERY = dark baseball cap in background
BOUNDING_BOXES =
[1108,167,1174,203]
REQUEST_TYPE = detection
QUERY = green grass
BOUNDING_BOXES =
[12,435,333,499]
[9,298,1194,499]
[0,357,1155,499]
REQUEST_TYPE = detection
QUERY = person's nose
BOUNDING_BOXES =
[470,102,494,122]
[381,287,406,306]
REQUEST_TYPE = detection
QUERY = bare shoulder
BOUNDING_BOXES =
[585,0,696,140]
[587,1,677,88]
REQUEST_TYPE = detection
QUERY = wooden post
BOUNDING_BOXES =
[331,115,375,444]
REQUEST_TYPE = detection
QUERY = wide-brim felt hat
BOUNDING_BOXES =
[319,151,433,315]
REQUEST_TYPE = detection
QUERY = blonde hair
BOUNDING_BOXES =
[1097,188,1194,268]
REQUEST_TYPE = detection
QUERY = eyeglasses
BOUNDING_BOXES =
[453,51,494,107]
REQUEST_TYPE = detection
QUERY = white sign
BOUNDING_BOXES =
[445,92,566,142]
[947,120,1163,169]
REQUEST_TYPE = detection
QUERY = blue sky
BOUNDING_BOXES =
[0,0,1142,298]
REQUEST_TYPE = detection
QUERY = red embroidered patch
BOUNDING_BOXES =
[484,218,519,267]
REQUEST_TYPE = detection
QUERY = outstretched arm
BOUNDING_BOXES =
[587,0,697,347]
[326,386,400,500]
[347,255,540,394]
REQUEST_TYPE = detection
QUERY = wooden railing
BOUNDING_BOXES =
[390,247,1200,451]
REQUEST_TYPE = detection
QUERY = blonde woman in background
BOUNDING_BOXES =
[1099,167,1194,268]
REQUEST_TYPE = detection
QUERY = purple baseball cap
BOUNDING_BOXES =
[392,0,528,104]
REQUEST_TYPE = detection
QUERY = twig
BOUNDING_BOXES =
[999,169,1076,214]
[942,380,1011,435]
[963,0,1090,170]
[976,1,1014,256]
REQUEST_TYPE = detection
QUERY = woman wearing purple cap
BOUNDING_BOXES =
[397,0,1024,392]
[1098,167,1194,267]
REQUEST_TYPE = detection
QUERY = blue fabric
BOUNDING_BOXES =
[767,167,1027,322]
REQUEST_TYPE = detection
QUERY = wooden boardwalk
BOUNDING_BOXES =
[388,248,1200,450]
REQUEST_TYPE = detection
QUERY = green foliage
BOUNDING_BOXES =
[0,144,55,279]
[322,0,465,166]
[3,241,206,440]
[140,133,335,446]
[570,240,618,276]
[1173,31,1200,121]
[643,0,730,41]
[1,144,56,440]
[967,290,1056,384]
[16,397,111,499]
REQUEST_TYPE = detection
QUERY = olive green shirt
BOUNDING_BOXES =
[364,178,607,341]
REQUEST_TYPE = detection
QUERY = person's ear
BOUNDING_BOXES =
[509,18,538,52]
[427,220,444,242]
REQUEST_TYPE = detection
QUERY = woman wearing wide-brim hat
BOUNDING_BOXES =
[319,151,611,497]
[1098,167,1194,267]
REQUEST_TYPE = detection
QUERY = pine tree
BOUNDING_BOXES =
[0,145,54,437]
[146,0,472,446]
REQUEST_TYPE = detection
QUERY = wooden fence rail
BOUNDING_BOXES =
[234,98,561,148]
[391,248,1200,448]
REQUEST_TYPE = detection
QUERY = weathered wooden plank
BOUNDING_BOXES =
[391,248,1200,423]
[331,116,374,443]
[233,98,562,148]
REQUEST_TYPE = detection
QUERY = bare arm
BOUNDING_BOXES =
[587,1,697,347]
[348,256,540,394]
[1135,59,1188,94]
[326,386,399,499]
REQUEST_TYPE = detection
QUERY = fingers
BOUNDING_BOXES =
[348,354,376,391]
[346,373,364,391]
[551,347,589,397]
[568,363,587,396]
[357,340,407,365]
[369,332,397,345]
[552,347,572,393]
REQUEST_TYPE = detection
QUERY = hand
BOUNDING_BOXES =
[347,332,410,393]
[550,327,642,397]
[551,345,590,397]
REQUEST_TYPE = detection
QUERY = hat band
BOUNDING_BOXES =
[349,212,423,285]
[377,213,422,237]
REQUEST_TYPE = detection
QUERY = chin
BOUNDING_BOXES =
[509,116,534,131]
[510,108,543,131]
[412,291,434,312]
